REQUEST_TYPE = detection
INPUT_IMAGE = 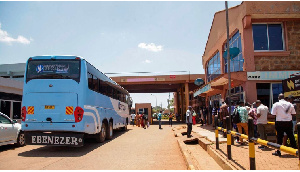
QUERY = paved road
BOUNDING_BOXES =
[0,120,186,170]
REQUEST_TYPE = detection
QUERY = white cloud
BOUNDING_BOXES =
[142,59,152,64]
[0,23,32,45]
[138,43,163,52]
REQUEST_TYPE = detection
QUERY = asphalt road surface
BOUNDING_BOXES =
[0,120,186,170]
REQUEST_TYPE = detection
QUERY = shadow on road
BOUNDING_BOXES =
[0,144,20,152]
[17,129,130,158]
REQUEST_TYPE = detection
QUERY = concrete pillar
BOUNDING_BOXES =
[242,81,257,104]
[180,86,184,121]
[174,92,178,114]
[185,82,189,115]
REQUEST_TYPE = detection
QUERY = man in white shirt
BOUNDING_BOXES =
[186,106,193,138]
[256,100,269,149]
[131,113,136,127]
[271,93,297,156]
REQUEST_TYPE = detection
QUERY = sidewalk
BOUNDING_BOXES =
[191,124,299,170]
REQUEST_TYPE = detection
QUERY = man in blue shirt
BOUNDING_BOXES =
[158,111,162,129]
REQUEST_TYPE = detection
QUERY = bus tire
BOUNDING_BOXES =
[16,131,26,147]
[106,122,113,140]
[96,122,106,143]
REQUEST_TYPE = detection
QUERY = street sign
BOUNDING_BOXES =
[194,78,204,86]
[223,47,240,60]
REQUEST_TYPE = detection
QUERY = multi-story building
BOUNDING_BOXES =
[194,1,300,122]
[0,63,25,121]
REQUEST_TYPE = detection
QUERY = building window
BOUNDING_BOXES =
[224,31,244,73]
[206,52,221,82]
[252,24,284,51]
[225,86,244,104]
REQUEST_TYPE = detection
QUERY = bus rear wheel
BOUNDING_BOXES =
[96,122,106,143]
[106,122,113,140]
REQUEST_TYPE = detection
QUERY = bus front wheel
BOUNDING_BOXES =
[96,122,106,143]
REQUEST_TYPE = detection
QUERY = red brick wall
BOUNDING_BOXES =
[254,21,300,71]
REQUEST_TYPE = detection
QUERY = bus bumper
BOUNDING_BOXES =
[24,131,84,147]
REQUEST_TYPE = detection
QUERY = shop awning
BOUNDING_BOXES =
[193,71,247,97]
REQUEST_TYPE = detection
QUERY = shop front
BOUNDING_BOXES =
[247,71,300,109]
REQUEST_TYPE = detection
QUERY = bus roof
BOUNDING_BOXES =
[29,55,81,60]
[28,55,129,95]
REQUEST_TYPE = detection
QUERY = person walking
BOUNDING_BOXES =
[140,113,145,128]
[248,102,258,138]
[255,100,269,149]
[236,101,248,145]
[192,110,196,125]
[271,93,297,156]
[169,113,173,127]
[131,113,136,127]
[202,106,207,125]
[143,113,148,129]
[158,111,162,129]
[186,106,193,138]
[136,113,140,127]
[212,105,218,128]
[219,103,228,135]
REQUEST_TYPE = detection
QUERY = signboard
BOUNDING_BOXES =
[247,71,300,80]
[170,75,176,79]
[121,78,165,82]
[194,84,211,97]
[282,75,300,103]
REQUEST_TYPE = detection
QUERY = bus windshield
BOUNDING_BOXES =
[26,59,80,83]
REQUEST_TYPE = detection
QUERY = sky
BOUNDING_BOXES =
[0,1,242,108]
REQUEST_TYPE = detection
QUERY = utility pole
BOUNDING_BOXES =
[167,92,170,110]
[151,94,157,112]
[225,1,232,131]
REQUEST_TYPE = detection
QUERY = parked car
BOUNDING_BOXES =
[0,112,25,147]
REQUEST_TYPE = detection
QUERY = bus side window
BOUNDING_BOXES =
[122,94,125,103]
[88,72,94,90]
[100,80,107,96]
[113,88,118,100]
[106,84,112,98]
[93,76,99,92]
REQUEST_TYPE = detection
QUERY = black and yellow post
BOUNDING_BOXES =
[297,122,300,169]
[215,115,219,149]
[248,117,256,170]
[226,116,232,159]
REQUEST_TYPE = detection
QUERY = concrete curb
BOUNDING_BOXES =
[177,139,196,170]
[191,131,239,170]
[207,145,238,170]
